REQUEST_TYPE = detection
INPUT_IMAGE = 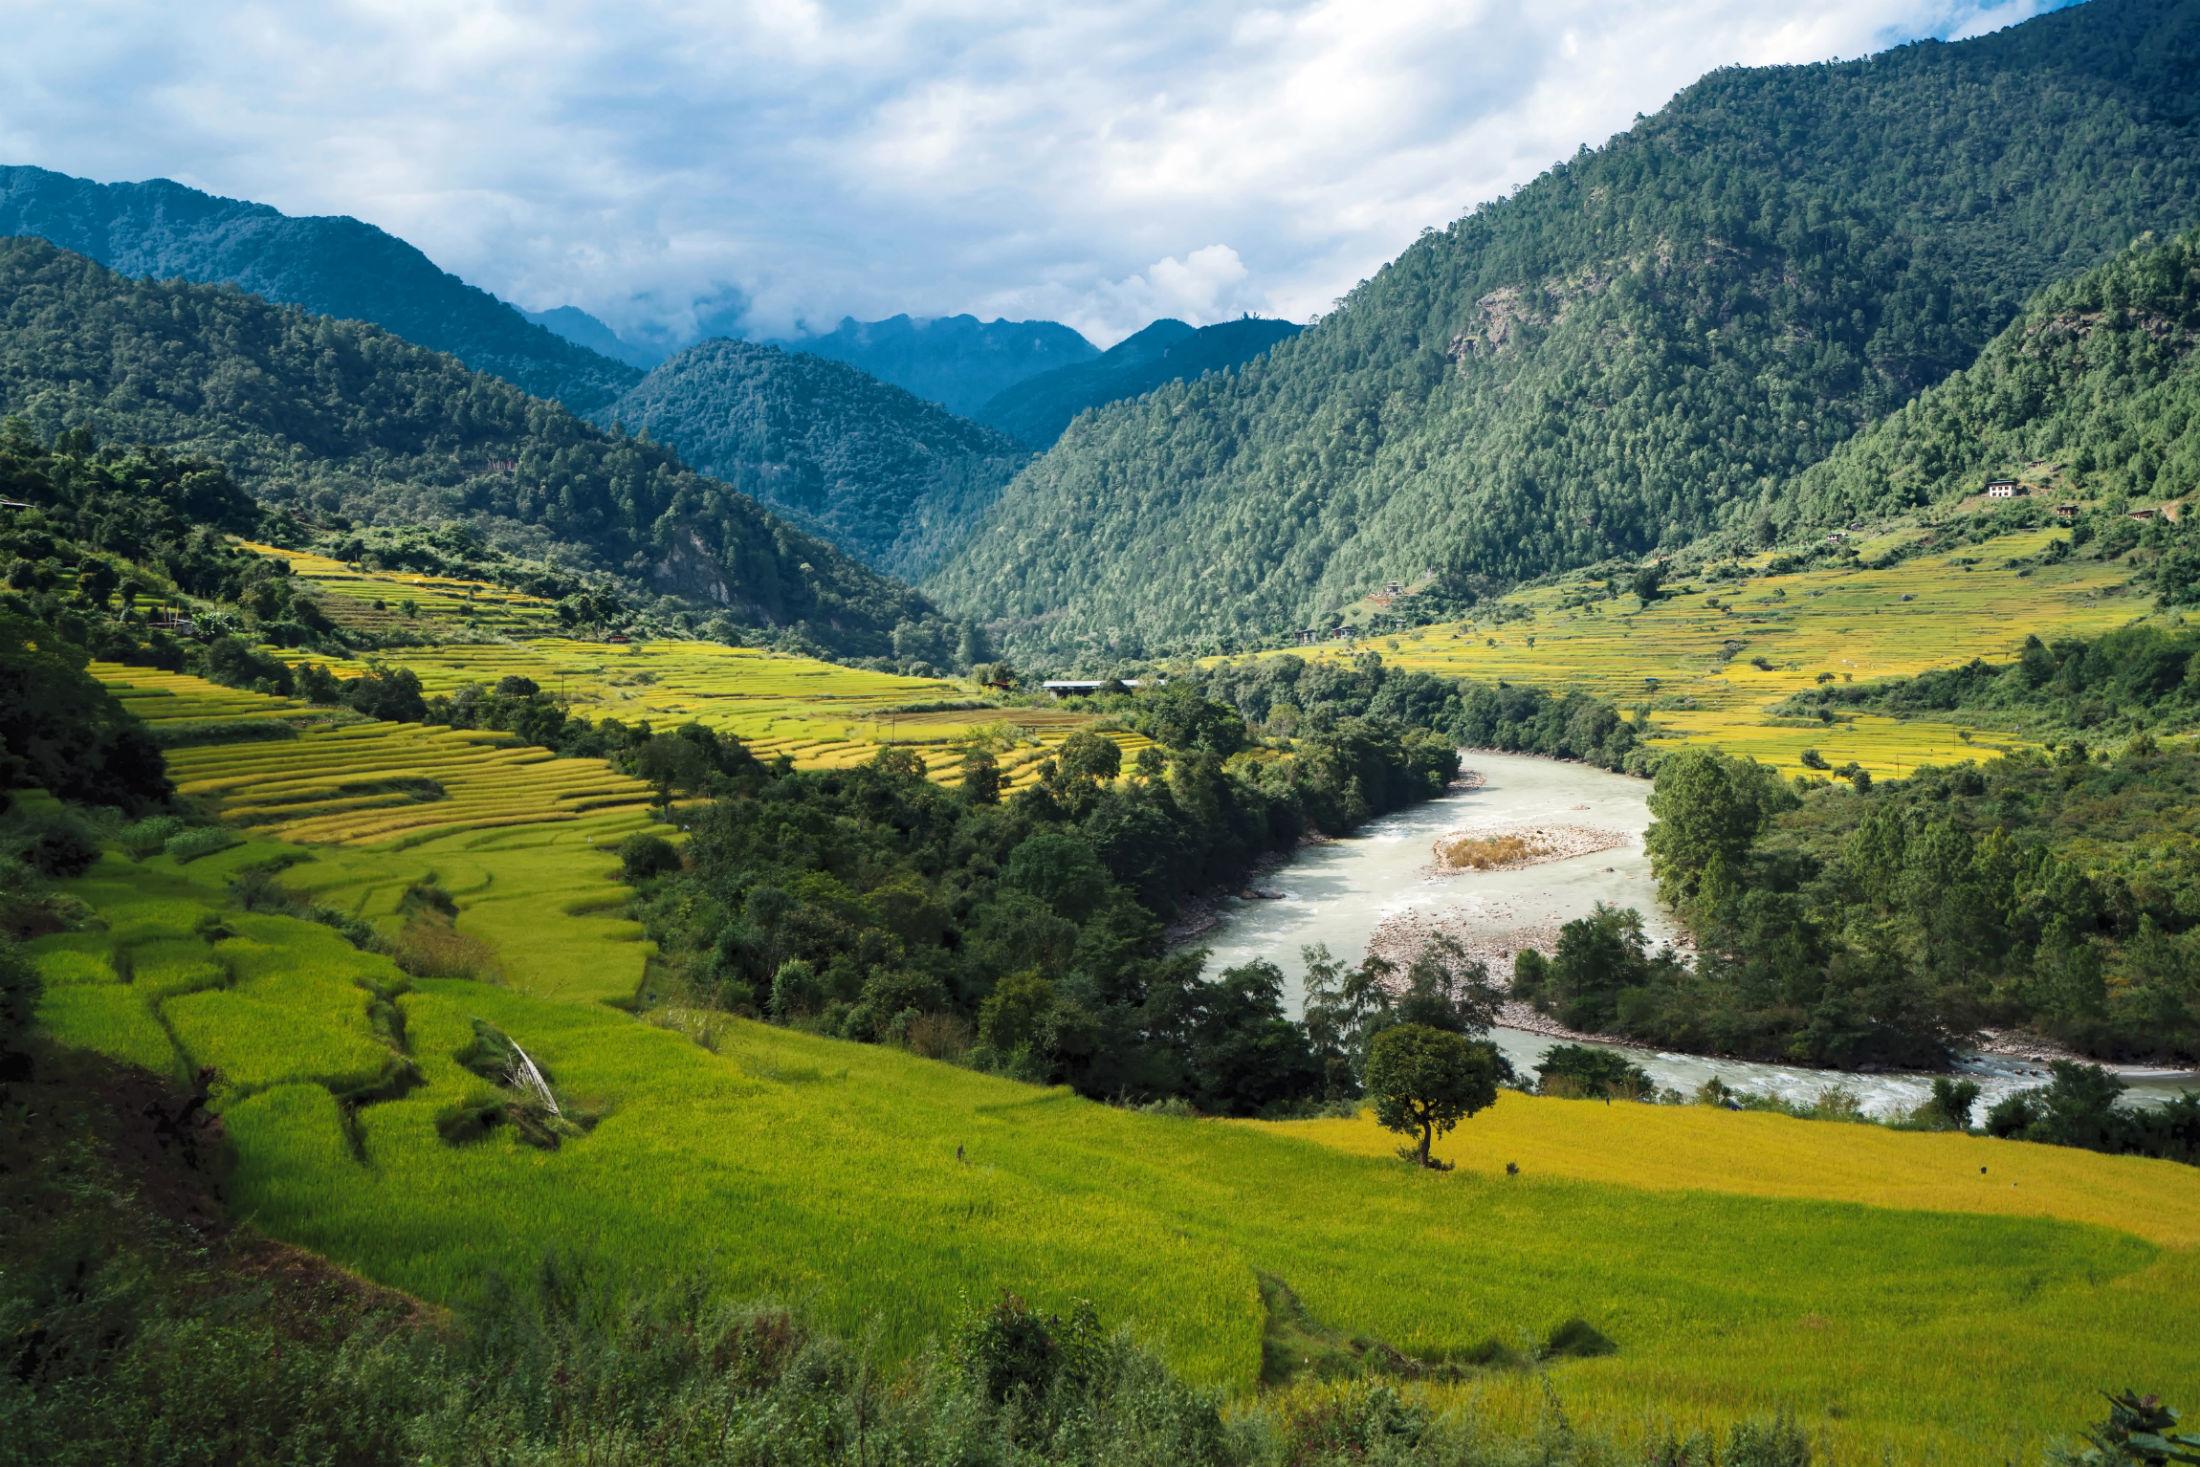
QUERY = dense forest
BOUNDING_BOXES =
[1077,652,1653,774]
[0,240,959,660]
[0,165,642,415]
[1532,737,2200,1077]
[974,317,1304,448]
[928,0,2200,659]
[1766,226,2200,529]
[765,313,1097,417]
[633,687,1463,1115]
[603,340,1032,580]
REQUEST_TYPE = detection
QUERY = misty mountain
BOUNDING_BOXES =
[523,305,665,370]
[604,339,1031,580]
[767,313,1098,416]
[0,164,642,415]
[974,316,1305,447]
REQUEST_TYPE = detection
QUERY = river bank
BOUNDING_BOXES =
[1185,750,2200,1117]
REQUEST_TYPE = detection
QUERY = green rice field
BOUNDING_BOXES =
[29,842,2200,1465]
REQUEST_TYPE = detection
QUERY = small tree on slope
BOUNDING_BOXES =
[1365,1023,1500,1169]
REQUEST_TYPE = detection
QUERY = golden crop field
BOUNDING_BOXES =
[242,631,1145,788]
[237,541,564,637]
[1285,521,2154,775]
[32,843,2200,1467]
[97,665,657,846]
[231,539,1163,784]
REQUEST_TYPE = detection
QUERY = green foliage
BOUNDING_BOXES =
[0,612,171,814]
[1785,622,2200,742]
[0,162,643,415]
[2059,1390,2200,1467]
[975,317,1303,448]
[0,937,36,1065]
[0,239,946,659]
[1983,1061,2200,1163]
[931,1,2200,656]
[617,833,681,881]
[1192,653,1644,773]
[1644,748,1795,908]
[1525,904,1692,1041]
[1364,1023,1501,1167]
[960,746,1003,805]
[1775,228,2200,528]
[1534,1043,1653,1101]
[603,339,1031,580]
[639,702,1447,1111]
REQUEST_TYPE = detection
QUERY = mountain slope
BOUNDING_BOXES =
[0,165,643,415]
[603,340,1032,579]
[0,237,942,656]
[524,304,664,370]
[975,317,1303,447]
[768,313,1098,416]
[1767,226,2200,526]
[929,0,2200,658]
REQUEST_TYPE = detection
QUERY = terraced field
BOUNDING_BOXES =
[31,842,2200,1467]
[98,665,657,846]
[230,636,1142,789]
[1301,522,2154,775]
[239,542,563,637]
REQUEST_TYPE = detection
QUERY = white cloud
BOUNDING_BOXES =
[0,0,2070,348]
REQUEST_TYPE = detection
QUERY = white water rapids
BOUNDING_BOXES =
[1190,752,2199,1118]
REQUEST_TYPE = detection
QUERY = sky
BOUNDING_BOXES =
[0,0,2070,350]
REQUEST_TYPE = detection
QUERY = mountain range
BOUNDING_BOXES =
[601,340,1032,580]
[0,237,947,658]
[972,316,1303,447]
[761,314,1100,418]
[0,165,644,415]
[6,0,2199,671]
[925,0,2200,658]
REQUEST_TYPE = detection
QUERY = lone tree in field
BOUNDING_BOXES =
[1365,1023,1500,1169]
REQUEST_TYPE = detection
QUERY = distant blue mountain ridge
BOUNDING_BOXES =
[971,315,1304,446]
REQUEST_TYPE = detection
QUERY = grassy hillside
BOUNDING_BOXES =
[0,239,950,659]
[1227,515,2149,778]
[767,313,1098,417]
[929,0,2200,657]
[603,339,1032,580]
[975,317,1304,448]
[0,165,642,414]
[24,835,2198,1464]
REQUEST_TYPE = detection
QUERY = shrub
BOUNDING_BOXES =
[164,826,239,863]
[1534,1043,1652,1100]
[118,814,184,860]
[4,803,101,877]
[618,833,682,881]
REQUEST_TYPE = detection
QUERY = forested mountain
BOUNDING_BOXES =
[928,0,2200,659]
[0,238,948,657]
[974,316,1304,447]
[1763,226,2200,528]
[603,340,1032,579]
[767,313,1097,416]
[0,165,643,414]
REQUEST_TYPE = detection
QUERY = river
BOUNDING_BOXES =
[1191,751,2199,1118]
